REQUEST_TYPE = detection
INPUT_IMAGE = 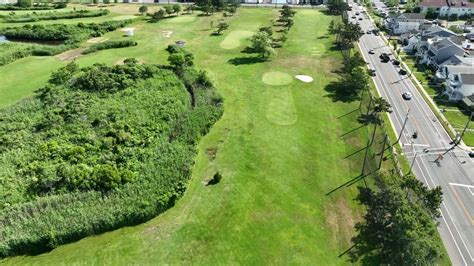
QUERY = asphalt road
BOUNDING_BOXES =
[348,3,474,265]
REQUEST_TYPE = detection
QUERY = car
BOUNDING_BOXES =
[380,53,390,62]
[355,12,360,15]
[358,17,363,20]
[368,69,376,76]
[368,49,375,54]
[352,15,356,19]
[366,30,372,34]
[392,59,400,66]
[402,92,412,100]
[468,151,474,158]
[372,30,379,36]
[399,68,407,75]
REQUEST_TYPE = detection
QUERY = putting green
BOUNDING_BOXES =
[262,71,293,86]
[219,30,254,49]
[168,16,196,23]
[266,87,297,125]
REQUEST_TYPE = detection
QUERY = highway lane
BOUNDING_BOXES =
[347,4,474,265]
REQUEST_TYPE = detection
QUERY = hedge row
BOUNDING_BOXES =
[3,9,110,23]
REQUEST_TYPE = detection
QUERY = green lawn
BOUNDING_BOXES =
[2,7,379,264]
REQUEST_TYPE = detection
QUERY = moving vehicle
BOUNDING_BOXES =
[355,12,360,15]
[368,49,375,54]
[402,92,412,100]
[380,53,390,62]
[358,17,363,20]
[399,69,407,75]
[352,15,356,19]
[368,69,376,76]
[392,59,400,66]
[367,30,372,34]
[469,151,474,158]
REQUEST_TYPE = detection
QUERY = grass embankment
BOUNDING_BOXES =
[401,54,474,146]
[3,7,379,264]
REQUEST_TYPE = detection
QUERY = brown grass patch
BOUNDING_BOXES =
[325,197,357,248]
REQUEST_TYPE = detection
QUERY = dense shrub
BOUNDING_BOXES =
[82,40,137,54]
[0,3,66,10]
[3,9,110,23]
[0,43,32,66]
[0,59,223,257]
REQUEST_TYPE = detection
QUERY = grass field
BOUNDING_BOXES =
[1,7,375,264]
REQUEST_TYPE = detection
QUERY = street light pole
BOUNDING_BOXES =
[409,150,417,173]
[395,108,410,145]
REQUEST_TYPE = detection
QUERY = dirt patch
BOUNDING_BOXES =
[206,147,218,161]
[162,30,173,38]
[55,48,85,61]
[325,198,357,247]
[87,37,109,44]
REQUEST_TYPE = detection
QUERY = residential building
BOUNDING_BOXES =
[435,57,474,81]
[419,0,474,17]
[384,13,425,35]
[461,94,474,110]
[419,37,466,69]
[444,73,474,100]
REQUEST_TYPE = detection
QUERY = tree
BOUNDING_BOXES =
[227,5,236,16]
[340,67,369,95]
[150,9,166,22]
[215,22,229,35]
[173,4,181,15]
[279,5,296,18]
[103,0,110,4]
[258,26,273,37]
[250,31,275,58]
[342,52,365,73]
[139,5,148,16]
[351,186,443,264]
[185,4,195,14]
[165,5,174,16]
[426,7,438,19]
[401,176,443,218]
[49,61,79,86]
[340,22,362,47]
[326,0,348,15]
[167,49,194,74]
[371,97,392,114]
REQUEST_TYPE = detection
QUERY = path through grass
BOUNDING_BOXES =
[2,8,370,264]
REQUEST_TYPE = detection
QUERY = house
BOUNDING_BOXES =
[419,0,474,17]
[0,0,18,4]
[461,94,474,110]
[419,37,466,69]
[435,59,474,82]
[444,73,474,100]
[384,13,425,35]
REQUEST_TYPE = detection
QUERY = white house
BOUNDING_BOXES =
[419,0,474,17]
[444,73,474,100]
[419,37,466,69]
[384,13,425,35]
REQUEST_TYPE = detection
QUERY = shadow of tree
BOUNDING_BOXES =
[228,56,267,66]
[240,46,255,54]
[357,113,381,125]
[324,81,360,103]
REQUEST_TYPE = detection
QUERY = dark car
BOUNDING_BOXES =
[352,15,356,19]
[399,69,407,75]
[380,53,390,62]
[392,59,400,66]
[469,151,474,158]
[358,17,363,20]
[368,69,376,76]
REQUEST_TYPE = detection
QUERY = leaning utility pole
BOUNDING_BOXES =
[395,108,410,145]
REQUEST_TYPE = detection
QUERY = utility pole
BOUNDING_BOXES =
[441,112,473,156]
[409,150,418,173]
[395,108,410,145]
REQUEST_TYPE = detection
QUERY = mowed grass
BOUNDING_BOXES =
[2,8,370,264]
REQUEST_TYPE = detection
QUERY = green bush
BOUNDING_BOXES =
[82,40,137,54]
[3,9,109,23]
[0,59,223,257]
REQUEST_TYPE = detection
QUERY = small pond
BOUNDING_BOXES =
[0,35,9,44]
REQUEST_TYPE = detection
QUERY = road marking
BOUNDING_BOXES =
[449,183,474,196]
[449,185,474,225]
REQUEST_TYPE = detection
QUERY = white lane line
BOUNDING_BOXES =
[449,183,474,196]
[417,158,474,263]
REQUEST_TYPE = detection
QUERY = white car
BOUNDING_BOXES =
[368,49,375,54]
[402,92,412,100]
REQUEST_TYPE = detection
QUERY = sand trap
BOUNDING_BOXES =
[162,30,173,38]
[295,75,313,83]
[220,30,254,50]
[169,16,196,23]
[262,71,293,86]
[112,15,139,21]
[121,27,136,32]
[87,37,109,43]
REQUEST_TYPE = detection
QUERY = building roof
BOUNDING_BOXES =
[432,38,455,50]
[389,13,425,20]
[446,65,474,75]
[419,0,474,7]
[440,55,474,66]
[461,73,474,85]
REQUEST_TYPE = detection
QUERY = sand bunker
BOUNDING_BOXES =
[220,30,254,50]
[87,37,109,43]
[162,30,173,38]
[295,75,313,83]
[112,15,139,21]
[262,71,293,86]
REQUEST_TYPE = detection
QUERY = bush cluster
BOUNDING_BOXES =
[82,40,137,54]
[0,58,223,257]
[3,9,110,23]
[0,3,66,11]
